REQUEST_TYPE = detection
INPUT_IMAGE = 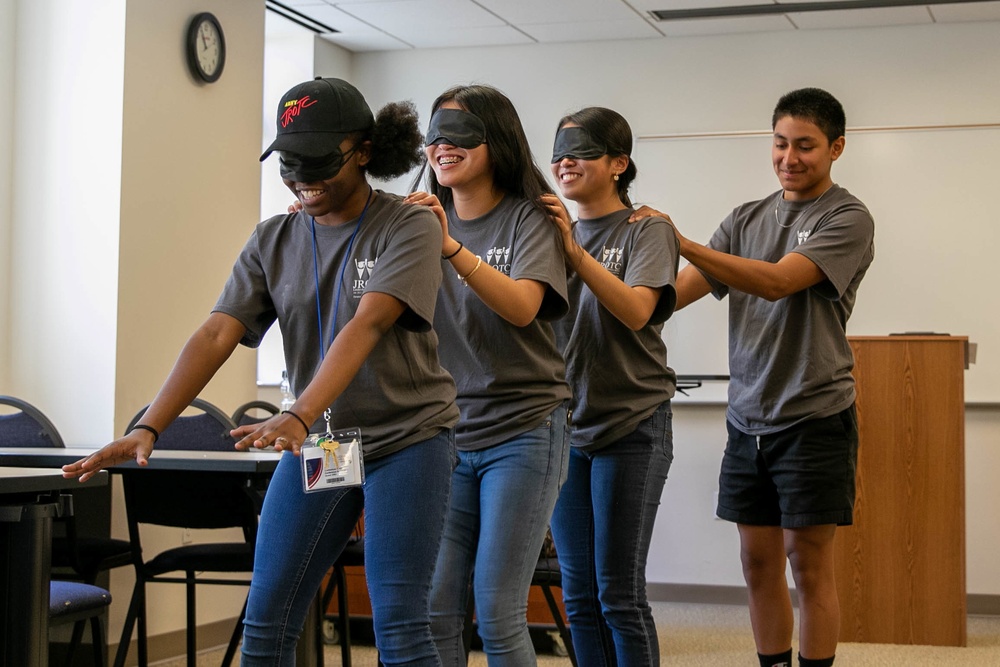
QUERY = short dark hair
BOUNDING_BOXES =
[557,107,637,208]
[772,88,846,143]
[414,84,553,210]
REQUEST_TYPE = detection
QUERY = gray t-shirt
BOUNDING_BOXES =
[435,195,571,451]
[555,210,679,451]
[214,190,460,459]
[703,184,875,434]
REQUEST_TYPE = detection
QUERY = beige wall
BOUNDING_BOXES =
[0,0,13,391]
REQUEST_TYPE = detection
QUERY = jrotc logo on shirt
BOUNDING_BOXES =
[601,246,624,276]
[353,257,377,298]
[797,230,811,245]
[486,246,512,275]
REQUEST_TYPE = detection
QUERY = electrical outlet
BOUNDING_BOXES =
[181,528,193,544]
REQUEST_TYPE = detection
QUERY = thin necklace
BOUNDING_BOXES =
[774,184,834,228]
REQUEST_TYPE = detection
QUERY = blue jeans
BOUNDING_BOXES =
[550,402,673,667]
[430,406,569,666]
[241,429,455,666]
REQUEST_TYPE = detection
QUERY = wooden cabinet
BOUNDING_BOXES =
[835,335,967,646]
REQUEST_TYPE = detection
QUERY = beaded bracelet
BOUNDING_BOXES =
[130,424,160,443]
[459,255,482,287]
[442,241,463,260]
[282,409,310,434]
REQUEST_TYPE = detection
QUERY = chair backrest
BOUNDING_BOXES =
[127,397,237,451]
[122,398,257,545]
[0,395,65,448]
[231,400,280,427]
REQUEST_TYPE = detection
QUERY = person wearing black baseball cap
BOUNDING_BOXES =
[64,78,459,666]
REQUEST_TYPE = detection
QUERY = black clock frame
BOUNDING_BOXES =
[186,12,226,84]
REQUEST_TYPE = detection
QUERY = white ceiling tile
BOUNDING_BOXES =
[788,6,932,29]
[657,14,794,36]
[401,24,536,48]
[929,1,1000,22]
[276,0,332,6]
[291,4,379,32]
[521,18,663,43]
[626,0,771,12]
[476,0,639,25]
[335,0,506,32]
[318,30,413,51]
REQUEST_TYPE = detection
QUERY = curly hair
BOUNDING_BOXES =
[361,100,425,181]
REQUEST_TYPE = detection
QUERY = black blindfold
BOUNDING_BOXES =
[279,145,358,183]
[426,108,487,149]
[551,127,607,163]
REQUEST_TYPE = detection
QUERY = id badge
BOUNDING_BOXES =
[301,424,364,493]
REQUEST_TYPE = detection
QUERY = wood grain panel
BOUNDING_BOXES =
[835,336,966,646]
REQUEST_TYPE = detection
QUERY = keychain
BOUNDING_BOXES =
[301,409,364,493]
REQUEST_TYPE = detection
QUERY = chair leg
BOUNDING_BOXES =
[313,593,325,667]
[186,571,197,666]
[91,614,107,667]
[137,580,149,667]
[113,583,142,667]
[221,595,248,667]
[335,565,352,667]
[461,578,476,663]
[539,584,577,667]
[64,619,87,667]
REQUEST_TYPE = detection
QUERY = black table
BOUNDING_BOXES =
[0,446,282,473]
[0,447,311,664]
[0,467,108,667]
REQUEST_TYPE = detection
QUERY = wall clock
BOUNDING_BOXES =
[186,12,226,83]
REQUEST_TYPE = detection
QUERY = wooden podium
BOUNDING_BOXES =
[835,335,968,646]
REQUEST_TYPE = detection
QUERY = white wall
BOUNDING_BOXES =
[347,21,1000,596]
[7,0,125,441]
[0,0,14,391]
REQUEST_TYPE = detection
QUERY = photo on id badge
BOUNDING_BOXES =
[302,426,364,492]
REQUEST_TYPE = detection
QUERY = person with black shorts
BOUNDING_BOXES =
[633,87,875,667]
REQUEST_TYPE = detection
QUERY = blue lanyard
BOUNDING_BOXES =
[310,186,374,361]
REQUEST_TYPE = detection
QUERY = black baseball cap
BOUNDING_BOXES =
[260,77,374,161]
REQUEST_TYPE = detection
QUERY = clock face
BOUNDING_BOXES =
[187,13,226,83]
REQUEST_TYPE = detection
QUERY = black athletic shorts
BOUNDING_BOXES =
[716,404,859,528]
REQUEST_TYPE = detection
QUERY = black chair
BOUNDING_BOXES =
[231,400,280,427]
[0,394,65,448]
[49,580,112,667]
[531,556,576,666]
[0,395,131,664]
[114,398,258,667]
[316,523,366,667]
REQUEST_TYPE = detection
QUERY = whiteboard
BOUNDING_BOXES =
[633,126,1000,404]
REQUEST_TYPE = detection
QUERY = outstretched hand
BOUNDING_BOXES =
[62,431,155,483]
[231,411,309,456]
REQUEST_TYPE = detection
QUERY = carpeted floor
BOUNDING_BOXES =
[154,601,1000,666]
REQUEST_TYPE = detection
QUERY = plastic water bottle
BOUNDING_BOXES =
[279,370,295,412]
